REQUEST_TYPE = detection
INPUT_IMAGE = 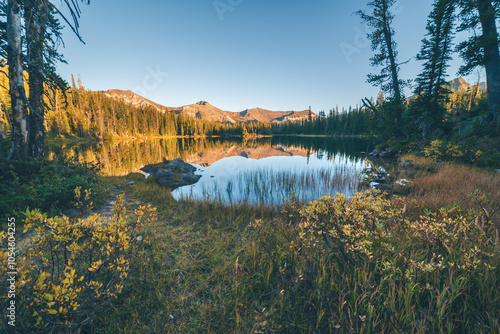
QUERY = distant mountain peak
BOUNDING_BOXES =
[104,89,167,112]
[445,77,486,93]
[103,89,315,124]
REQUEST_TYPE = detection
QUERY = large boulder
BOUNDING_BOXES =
[140,158,201,190]
[379,149,396,159]
[368,147,396,159]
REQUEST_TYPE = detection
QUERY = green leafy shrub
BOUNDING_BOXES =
[0,158,104,222]
[421,136,500,167]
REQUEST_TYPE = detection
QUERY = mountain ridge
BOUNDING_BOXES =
[444,77,487,93]
[103,89,316,124]
[105,89,168,111]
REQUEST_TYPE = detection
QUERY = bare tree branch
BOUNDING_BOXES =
[48,1,85,44]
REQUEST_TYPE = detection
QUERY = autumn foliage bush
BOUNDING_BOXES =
[0,189,157,332]
[241,190,499,333]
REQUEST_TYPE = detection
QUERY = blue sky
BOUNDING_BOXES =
[56,0,484,114]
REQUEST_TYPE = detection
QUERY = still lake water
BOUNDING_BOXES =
[48,137,373,205]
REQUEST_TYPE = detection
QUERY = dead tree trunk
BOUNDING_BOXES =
[6,0,30,160]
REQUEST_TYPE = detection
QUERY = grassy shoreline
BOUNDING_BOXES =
[1,157,499,333]
[90,163,499,333]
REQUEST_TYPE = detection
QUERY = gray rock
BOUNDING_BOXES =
[140,165,156,174]
[180,163,196,174]
[370,166,387,182]
[369,148,396,159]
[140,158,201,190]
[371,182,391,191]
[395,179,411,186]
[166,158,182,170]
[127,181,135,187]
[379,150,396,159]
[401,159,415,168]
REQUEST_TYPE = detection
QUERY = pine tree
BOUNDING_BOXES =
[356,0,409,137]
[456,0,500,124]
[413,0,455,139]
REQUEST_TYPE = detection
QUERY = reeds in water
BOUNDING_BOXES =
[178,163,362,205]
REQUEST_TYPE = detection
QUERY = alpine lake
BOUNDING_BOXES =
[47,136,375,206]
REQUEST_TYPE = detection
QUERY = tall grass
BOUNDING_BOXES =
[403,164,500,226]
[176,165,362,205]
[79,174,500,333]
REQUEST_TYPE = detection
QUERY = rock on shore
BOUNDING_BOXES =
[140,158,201,190]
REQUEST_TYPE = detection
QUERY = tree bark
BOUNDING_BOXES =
[383,24,401,105]
[25,0,49,158]
[379,1,402,106]
[6,0,30,160]
[477,0,500,122]
[380,2,404,135]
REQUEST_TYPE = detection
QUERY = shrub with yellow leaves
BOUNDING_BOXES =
[74,186,93,215]
[244,190,499,332]
[296,190,401,263]
[0,188,157,332]
[423,140,445,161]
[291,189,498,276]
[134,204,157,231]
[423,140,467,162]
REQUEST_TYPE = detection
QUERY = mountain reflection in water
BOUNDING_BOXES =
[47,137,372,205]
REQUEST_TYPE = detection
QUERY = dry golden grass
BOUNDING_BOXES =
[406,164,500,224]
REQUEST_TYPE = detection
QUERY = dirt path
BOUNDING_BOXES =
[92,181,148,220]
[92,184,127,217]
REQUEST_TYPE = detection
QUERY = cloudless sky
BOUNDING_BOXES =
[56,0,485,114]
